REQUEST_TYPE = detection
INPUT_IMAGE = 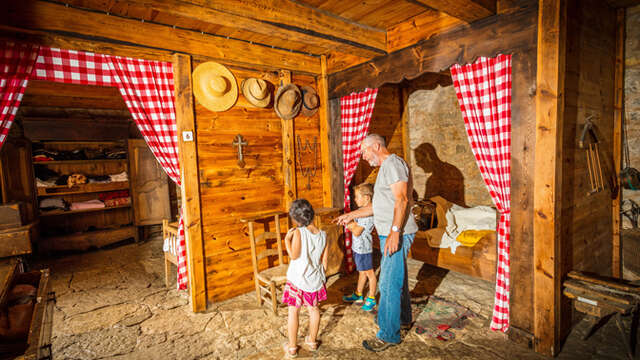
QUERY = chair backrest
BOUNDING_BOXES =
[163,219,180,257]
[243,212,287,274]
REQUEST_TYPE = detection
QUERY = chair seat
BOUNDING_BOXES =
[257,264,288,284]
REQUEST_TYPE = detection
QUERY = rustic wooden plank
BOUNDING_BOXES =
[188,0,387,53]
[173,54,207,312]
[82,0,384,58]
[328,1,537,98]
[612,8,624,278]
[318,56,334,207]
[39,226,137,251]
[533,0,567,356]
[328,98,344,208]
[568,270,640,294]
[279,70,297,210]
[605,0,640,8]
[2,0,321,74]
[386,9,465,53]
[325,51,370,74]
[412,0,496,23]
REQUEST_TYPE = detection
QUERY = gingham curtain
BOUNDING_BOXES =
[0,41,40,149]
[340,88,378,272]
[30,46,189,290]
[450,54,512,332]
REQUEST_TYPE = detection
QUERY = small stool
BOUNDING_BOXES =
[563,270,640,360]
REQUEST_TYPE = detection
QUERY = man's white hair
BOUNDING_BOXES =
[363,133,386,148]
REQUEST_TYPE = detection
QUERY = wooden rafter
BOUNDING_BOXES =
[412,0,496,23]
[605,0,640,7]
[57,0,385,58]
[386,8,465,53]
[188,0,387,54]
[1,0,321,74]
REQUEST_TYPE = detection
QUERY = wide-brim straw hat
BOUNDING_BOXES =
[274,83,302,120]
[241,78,271,108]
[192,62,238,112]
[300,85,319,117]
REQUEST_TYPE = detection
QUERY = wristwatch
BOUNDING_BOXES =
[391,225,399,232]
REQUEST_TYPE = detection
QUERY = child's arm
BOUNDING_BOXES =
[346,221,365,237]
[284,228,302,260]
[321,238,328,272]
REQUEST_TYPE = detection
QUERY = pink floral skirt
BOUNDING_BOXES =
[281,281,327,308]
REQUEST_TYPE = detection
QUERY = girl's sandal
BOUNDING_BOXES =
[304,336,319,352]
[282,342,298,358]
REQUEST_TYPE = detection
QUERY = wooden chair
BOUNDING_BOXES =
[162,219,180,288]
[240,211,288,314]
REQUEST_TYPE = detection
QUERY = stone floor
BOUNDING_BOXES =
[32,234,638,360]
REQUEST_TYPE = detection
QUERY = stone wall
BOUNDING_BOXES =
[407,85,493,207]
[625,5,640,206]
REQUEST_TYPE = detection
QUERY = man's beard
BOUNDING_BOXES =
[367,155,380,167]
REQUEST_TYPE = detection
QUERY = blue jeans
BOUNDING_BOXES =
[376,233,415,343]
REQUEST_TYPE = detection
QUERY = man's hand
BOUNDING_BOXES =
[383,231,400,257]
[333,213,354,226]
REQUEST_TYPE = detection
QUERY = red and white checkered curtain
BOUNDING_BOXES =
[450,54,512,332]
[32,46,189,290]
[0,41,40,149]
[340,88,378,272]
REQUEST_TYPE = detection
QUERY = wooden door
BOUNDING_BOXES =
[128,139,170,225]
[0,137,37,223]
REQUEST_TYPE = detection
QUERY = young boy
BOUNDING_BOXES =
[342,183,377,311]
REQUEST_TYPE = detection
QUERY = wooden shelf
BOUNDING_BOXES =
[33,159,126,165]
[37,181,129,196]
[39,226,138,252]
[39,204,131,217]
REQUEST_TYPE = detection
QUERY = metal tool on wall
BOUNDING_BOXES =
[579,116,604,195]
[295,135,318,190]
[621,111,640,190]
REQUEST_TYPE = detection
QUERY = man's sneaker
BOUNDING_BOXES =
[362,338,397,352]
[401,322,413,336]
[342,292,364,304]
[361,297,376,311]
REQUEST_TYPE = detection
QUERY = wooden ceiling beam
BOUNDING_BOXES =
[188,0,387,53]
[386,9,465,53]
[1,0,321,74]
[605,0,640,7]
[412,0,496,23]
[61,0,385,58]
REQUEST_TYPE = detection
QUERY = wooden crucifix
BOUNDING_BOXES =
[232,134,247,168]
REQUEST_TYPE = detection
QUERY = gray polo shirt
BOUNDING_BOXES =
[372,154,418,236]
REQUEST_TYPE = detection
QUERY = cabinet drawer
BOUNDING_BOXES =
[0,224,35,258]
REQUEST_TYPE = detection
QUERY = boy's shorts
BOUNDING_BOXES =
[354,252,373,271]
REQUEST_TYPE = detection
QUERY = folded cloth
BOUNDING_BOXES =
[109,171,128,182]
[99,190,130,201]
[70,199,105,211]
[36,178,57,188]
[440,204,497,254]
[104,197,131,207]
[39,198,66,209]
[456,230,494,247]
[33,155,53,162]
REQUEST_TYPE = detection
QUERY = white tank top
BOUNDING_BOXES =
[286,227,327,292]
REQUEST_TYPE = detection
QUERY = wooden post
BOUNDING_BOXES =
[279,70,297,210]
[318,55,335,207]
[612,8,625,279]
[400,86,412,167]
[533,0,566,356]
[172,53,207,312]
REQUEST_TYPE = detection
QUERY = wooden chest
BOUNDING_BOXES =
[0,203,26,231]
[0,258,54,360]
[0,223,35,259]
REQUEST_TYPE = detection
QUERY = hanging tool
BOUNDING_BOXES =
[579,116,605,195]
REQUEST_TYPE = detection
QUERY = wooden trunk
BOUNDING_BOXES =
[0,138,37,224]
[0,203,26,231]
[0,223,35,258]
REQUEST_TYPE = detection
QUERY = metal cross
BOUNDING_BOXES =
[232,134,247,168]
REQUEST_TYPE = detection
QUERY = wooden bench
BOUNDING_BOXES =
[563,270,640,360]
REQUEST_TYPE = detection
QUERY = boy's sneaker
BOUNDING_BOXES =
[361,297,376,311]
[343,292,364,304]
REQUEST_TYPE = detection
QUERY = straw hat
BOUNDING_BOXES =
[274,83,302,120]
[241,78,272,108]
[300,86,319,117]
[192,62,238,112]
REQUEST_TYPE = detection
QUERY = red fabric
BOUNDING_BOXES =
[99,190,130,201]
[281,281,327,308]
[340,88,378,272]
[31,46,189,291]
[450,54,512,332]
[0,41,39,149]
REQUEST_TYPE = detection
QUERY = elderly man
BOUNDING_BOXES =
[336,133,418,352]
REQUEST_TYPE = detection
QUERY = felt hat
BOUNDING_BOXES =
[192,61,238,112]
[274,83,302,120]
[241,78,271,108]
[300,85,320,117]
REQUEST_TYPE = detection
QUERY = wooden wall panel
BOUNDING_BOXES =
[559,0,617,341]
[194,62,324,302]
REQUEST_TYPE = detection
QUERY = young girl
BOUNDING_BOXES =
[282,199,328,358]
